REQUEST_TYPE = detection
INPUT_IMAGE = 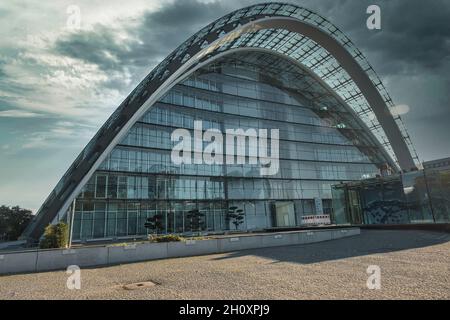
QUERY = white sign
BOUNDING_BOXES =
[301,215,331,226]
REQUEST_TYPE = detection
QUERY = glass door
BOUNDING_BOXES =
[348,189,362,224]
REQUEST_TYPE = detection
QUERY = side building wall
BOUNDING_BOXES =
[332,167,450,225]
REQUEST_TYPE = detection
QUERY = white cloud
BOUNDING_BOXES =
[1,48,125,120]
[20,120,96,150]
[0,1,147,125]
[21,133,52,149]
[55,120,96,129]
[0,110,43,118]
[390,104,410,116]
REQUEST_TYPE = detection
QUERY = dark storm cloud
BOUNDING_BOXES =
[383,1,450,71]
[53,0,236,75]
[225,0,450,76]
[133,0,232,62]
[333,0,450,75]
[232,0,450,76]
[0,56,7,77]
[54,24,134,72]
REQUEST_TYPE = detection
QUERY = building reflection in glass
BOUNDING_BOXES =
[332,168,450,225]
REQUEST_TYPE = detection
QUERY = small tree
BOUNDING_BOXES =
[0,205,33,241]
[39,222,69,249]
[186,209,205,236]
[144,214,164,236]
[227,206,245,230]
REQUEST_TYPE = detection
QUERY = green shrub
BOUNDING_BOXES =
[148,234,185,243]
[39,222,69,249]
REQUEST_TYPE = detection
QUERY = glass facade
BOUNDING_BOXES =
[332,168,450,225]
[71,51,388,241]
[21,3,423,244]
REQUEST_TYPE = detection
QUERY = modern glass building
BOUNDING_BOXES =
[22,3,420,243]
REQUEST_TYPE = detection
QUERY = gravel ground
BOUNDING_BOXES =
[0,230,449,300]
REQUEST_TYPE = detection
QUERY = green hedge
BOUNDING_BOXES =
[148,234,185,243]
[39,222,69,249]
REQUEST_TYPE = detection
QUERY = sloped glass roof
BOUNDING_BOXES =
[202,50,395,167]
[126,2,419,170]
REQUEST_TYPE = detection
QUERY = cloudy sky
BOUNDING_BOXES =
[0,0,449,212]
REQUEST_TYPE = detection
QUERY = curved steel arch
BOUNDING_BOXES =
[249,17,415,170]
[22,3,418,242]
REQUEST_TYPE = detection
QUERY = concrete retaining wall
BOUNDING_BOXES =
[0,227,360,275]
[0,240,26,250]
[108,242,168,265]
[35,247,110,271]
[0,251,38,274]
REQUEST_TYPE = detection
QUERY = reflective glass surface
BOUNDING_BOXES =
[71,52,387,240]
[332,169,450,225]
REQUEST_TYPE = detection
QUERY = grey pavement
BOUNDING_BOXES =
[0,230,449,300]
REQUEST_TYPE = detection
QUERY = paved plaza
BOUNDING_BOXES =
[0,230,449,300]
